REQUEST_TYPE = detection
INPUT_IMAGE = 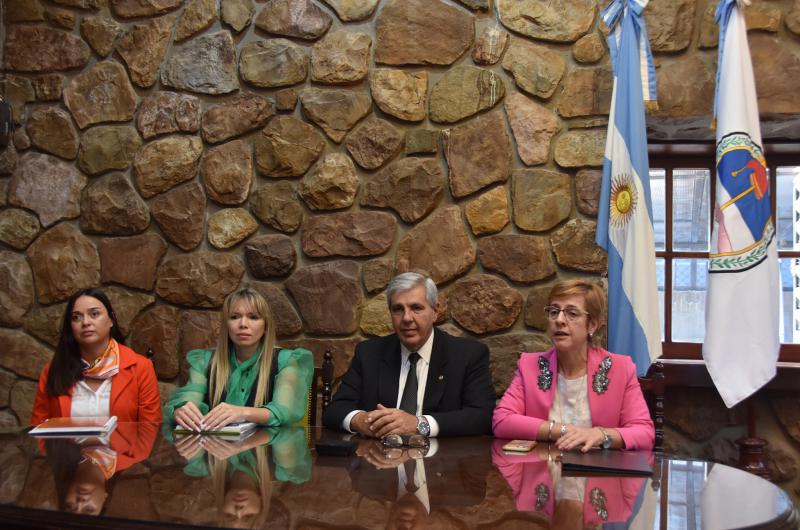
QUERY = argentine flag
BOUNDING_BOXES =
[596,0,662,375]
[704,0,780,408]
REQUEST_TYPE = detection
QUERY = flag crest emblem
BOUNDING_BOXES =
[710,132,774,274]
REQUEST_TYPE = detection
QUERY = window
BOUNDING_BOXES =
[649,144,800,362]
[657,459,708,530]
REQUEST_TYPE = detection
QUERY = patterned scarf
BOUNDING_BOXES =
[81,446,117,480]
[81,339,120,380]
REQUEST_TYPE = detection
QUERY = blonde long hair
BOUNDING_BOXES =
[209,288,277,409]
[210,445,272,529]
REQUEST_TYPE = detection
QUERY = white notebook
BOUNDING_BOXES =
[29,416,118,437]
[173,421,258,437]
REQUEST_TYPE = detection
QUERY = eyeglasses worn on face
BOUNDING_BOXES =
[543,306,590,322]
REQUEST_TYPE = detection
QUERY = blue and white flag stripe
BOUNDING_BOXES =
[602,0,657,105]
[596,0,662,376]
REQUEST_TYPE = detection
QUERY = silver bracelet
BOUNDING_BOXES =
[547,420,555,441]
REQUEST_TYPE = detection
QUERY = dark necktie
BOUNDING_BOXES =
[403,458,418,493]
[399,352,420,415]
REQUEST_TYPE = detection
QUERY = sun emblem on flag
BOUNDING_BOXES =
[609,174,637,227]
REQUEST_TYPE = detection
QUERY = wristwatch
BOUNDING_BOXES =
[416,416,431,437]
[598,427,612,449]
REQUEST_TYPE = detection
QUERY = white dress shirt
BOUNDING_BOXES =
[397,455,430,514]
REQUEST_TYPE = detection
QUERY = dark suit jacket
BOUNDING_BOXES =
[322,328,496,436]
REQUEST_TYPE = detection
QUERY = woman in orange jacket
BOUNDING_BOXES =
[31,288,161,425]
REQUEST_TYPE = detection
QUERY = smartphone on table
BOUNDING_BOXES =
[502,439,537,452]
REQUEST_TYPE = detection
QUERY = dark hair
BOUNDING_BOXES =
[45,438,82,510]
[46,288,125,396]
[45,438,115,515]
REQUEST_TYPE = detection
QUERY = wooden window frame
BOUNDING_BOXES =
[649,142,800,363]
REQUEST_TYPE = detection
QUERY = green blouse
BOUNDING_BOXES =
[163,347,314,427]
[182,426,312,484]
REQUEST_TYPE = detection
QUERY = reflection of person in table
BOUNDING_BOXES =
[46,421,158,516]
[493,280,654,452]
[491,439,647,529]
[175,426,310,529]
[350,436,491,528]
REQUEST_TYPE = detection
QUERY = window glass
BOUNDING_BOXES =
[776,166,799,251]
[672,169,709,252]
[779,258,800,344]
[671,258,707,342]
[657,258,665,341]
[663,460,707,530]
[651,152,798,358]
[651,169,666,251]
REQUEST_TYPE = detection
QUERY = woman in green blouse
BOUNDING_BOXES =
[164,288,313,431]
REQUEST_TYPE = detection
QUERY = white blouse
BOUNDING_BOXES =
[548,373,591,502]
[549,373,592,427]
[70,379,112,418]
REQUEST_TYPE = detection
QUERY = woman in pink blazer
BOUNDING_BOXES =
[492,280,654,451]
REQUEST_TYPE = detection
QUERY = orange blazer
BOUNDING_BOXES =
[110,421,158,472]
[30,344,162,426]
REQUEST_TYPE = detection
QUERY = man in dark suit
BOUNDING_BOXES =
[323,272,496,437]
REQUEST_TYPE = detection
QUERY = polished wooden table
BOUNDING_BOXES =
[0,424,796,529]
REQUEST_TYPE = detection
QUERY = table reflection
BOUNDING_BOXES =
[0,426,795,529]
[346,436,492,528]
[491,439,655,529]
[43,421,158,516]
[168,426,310,528]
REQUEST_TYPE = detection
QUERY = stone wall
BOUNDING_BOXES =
[1,0,800,507]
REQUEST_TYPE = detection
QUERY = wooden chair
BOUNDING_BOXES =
[638,361,665,452]
[308,349,334,427]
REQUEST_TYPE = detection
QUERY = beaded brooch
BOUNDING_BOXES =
[535,483,549,511]
[592,356,612,394]
[590,487,609,520]
[537,355,553,391]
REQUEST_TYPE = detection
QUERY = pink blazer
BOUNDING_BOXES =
[491,440,646,524]
[492,346,654,450]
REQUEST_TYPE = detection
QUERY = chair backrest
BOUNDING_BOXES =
[638,361,665,452]
[307,349,334,427]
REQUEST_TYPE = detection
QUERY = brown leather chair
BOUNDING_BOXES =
[638,361,665,452]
